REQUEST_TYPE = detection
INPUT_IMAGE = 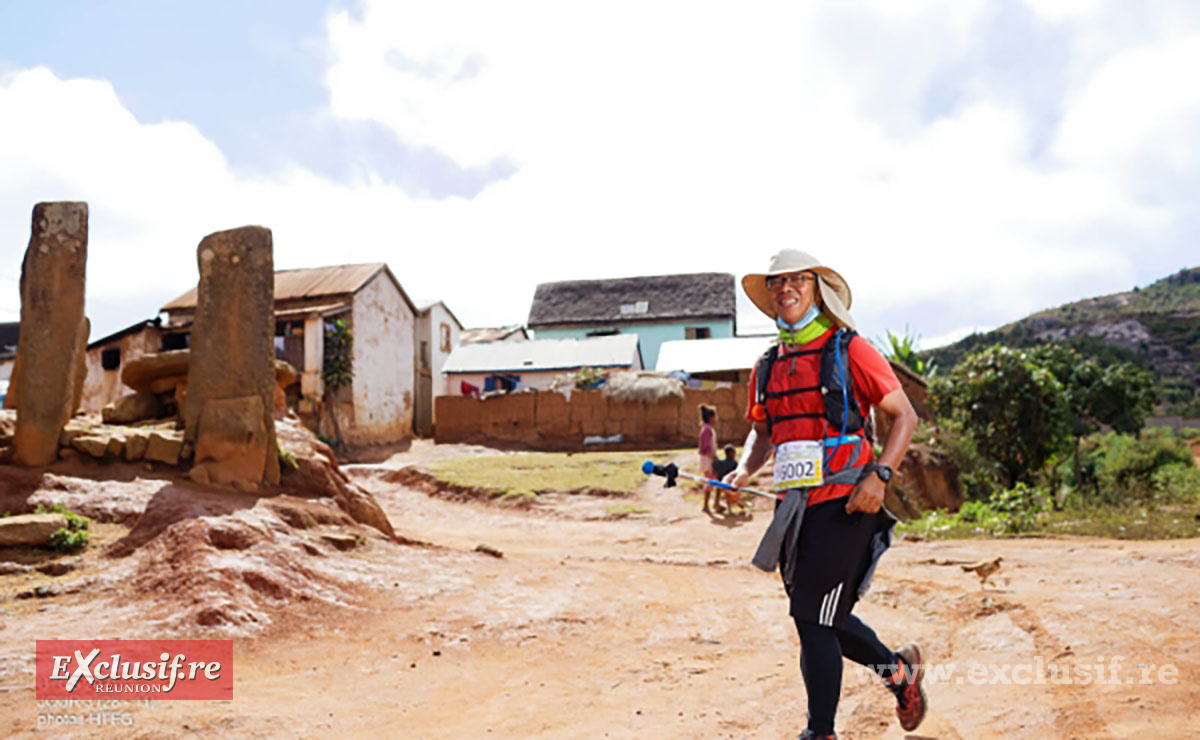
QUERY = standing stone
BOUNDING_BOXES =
[11,202,90,467]
[184,226,279,488]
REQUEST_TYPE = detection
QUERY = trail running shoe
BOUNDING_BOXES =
[891,642,927,732]
[798,730,836,740]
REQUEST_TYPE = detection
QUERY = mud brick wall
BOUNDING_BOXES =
[435,386,752,451]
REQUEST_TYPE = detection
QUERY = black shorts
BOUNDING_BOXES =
[779,497,892,628]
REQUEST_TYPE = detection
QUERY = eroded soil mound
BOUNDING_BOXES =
[0,418,412,634]
[122,502,374,631]
[275,418,397,538]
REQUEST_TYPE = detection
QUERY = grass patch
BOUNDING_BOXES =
[898,503,1200,541]
[277,441,299,471]
[605,504,651,518]
[426,449,694,498]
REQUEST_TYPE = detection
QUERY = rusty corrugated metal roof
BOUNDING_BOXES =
[273,301,353,319]
[443,334,640,373]
[460,325,529,344]
[161,263,388,311]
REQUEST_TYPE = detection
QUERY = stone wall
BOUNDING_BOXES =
[435,386,752,450]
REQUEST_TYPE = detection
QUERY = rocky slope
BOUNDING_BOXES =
[928,266,1200,414]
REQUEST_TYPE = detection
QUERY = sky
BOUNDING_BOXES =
[1,0,1198,353]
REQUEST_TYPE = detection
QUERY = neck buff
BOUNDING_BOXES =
[777,306,833,346]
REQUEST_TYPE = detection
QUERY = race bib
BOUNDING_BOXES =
[773,440,824,491]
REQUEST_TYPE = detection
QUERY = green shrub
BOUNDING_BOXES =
[897,483,1045,537]
[956,499,996,523]
[926,418,1003,501]
[35,503,89,532]
[929,344,1072,487]
[573,366,606,391]
[1089,428,1195,502]
[987,483,1044,533]
[1151,463,1200,503]
[49,527,89,551]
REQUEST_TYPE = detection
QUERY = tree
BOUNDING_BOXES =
[1028,344,1156,491]
[878,325,937,378]
[322,318,354,449]
[930,344,1071,487]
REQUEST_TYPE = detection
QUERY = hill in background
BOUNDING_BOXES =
[926,266,1200,416]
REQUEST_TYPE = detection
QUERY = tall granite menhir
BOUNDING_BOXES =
[11,202,90,467]
[183,226,280,490]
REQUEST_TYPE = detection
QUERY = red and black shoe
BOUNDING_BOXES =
[890,642,927,732]
[798,730,836,740]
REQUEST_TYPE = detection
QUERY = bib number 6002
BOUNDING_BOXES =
[780,460,815,478]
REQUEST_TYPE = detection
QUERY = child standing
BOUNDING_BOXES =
[711,444,738,481]
[698,405,718,513]
[712,444,741,514]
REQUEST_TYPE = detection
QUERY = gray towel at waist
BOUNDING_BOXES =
[751,487,807,576]
[750,466,867,587]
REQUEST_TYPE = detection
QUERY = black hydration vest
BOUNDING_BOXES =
[754,328,867,437]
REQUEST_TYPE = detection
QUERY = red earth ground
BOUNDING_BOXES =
[1,440,1198,738]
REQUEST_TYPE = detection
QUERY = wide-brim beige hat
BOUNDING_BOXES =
[742,249,856,331]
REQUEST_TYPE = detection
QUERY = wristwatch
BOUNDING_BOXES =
[871,463,893,483]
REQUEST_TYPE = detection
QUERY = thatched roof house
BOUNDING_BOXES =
[527,273,736,369]
[528,273,735,327]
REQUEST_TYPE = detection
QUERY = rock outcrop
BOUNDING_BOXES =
[0,513,68,546]
[10,202,90,466]
[275,418,397,539]
[886,442,964,518]
[102,392,166,424]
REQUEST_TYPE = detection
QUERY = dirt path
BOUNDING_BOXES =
[3,443,1199,738]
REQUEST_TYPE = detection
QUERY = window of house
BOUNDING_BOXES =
[587,327,619,337]
[484,374,520,393]
[685,327,712,339]
[420,340,430,370]
[101,348,121,371]
[440,323,452,353]
[619,301,648,315]
[161,332,189,351]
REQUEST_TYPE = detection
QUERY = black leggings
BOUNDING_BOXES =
[795,614,898,735]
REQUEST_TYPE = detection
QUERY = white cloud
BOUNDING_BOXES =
[1,0,1198,346]
[1055,36,1200,173]
[917,324,993,351]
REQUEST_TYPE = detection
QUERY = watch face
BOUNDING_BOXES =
[876,465,892,482]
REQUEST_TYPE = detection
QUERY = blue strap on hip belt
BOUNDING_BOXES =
[823,434,861,447]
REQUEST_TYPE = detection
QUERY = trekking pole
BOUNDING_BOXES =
[641,461,776,500]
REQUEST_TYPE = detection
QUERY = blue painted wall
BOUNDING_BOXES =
[533,319,734,370]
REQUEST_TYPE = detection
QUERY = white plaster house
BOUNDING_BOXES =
[414,301,464,437]
[442,334,642,395]
[0,321,18,404]
[161,263,418,446]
